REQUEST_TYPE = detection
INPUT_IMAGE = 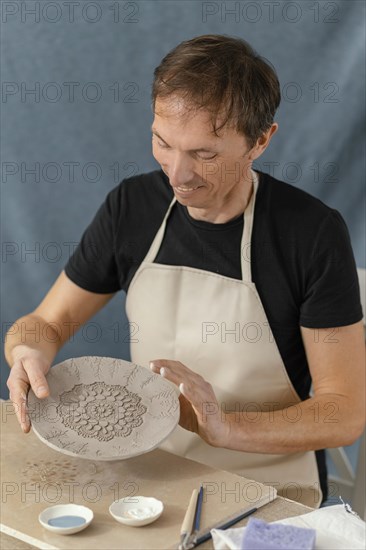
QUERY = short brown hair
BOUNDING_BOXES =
[151,34,281,149]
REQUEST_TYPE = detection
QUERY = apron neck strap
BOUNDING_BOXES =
[144,169,259,283]
[143,195,177,264]
[241,169,259,282]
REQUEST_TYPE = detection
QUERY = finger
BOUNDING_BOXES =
[150,359,196,379]
[7,365,31,432]
[152,365,206,404]
[8,386,30,433]
[150,360,209,402]
[160,366,184,388]
[11,392,31,433]
[150,359,191,372]
[149,359,176,373]
[23,361,50,398]
[149,363,161,374]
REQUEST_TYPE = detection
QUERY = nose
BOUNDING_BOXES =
[167,153,195,187]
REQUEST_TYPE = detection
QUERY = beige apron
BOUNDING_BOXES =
[125,170,322,508]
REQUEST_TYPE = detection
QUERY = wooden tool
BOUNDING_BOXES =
[179,489,199,550]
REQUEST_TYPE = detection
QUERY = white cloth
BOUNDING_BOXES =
[211,505,366,550]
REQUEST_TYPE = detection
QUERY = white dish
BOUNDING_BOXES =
[38,504,93,535]
[27,356,180,461]
[109,496,164,526]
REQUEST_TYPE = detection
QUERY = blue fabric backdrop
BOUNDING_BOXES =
[2,0,365,404]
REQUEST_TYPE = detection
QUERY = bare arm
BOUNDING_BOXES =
[223,321,366,452]
[5,270,116,432]
[151,320,366,452]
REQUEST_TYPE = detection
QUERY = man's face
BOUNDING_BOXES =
[151,96,254,216]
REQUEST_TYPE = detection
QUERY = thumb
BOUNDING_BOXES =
[23,360,50,398]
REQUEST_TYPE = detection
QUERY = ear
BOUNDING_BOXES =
[249,123,279,161]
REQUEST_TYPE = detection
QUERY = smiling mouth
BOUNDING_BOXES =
[174,185,202,192]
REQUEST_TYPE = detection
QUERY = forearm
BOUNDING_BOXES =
[4,314,64,366]
[222,394,365,454]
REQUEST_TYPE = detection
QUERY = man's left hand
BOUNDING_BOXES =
[149,359,230,447]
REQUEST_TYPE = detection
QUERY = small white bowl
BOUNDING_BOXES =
[39,504,93,535]
[109,496,163,527]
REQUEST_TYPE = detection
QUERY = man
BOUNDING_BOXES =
[5,34,365,508]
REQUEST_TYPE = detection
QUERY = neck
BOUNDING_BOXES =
[187,173,255,224]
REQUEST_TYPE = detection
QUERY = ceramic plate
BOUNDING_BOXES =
[28,356,180,460]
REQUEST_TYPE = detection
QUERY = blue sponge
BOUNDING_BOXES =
[241,517,316,549]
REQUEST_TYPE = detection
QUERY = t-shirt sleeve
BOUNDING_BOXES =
[64,186,122,294]
[299,209,363,328]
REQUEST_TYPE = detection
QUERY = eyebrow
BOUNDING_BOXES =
[151,126,218,153]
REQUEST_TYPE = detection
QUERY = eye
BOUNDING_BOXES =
[155,138,170,149]
[154,137,217,159]
[197,153,217,160]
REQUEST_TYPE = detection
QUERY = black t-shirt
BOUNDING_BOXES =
[64,168,363,502]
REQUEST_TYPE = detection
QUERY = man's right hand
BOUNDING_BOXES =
[4,271,117,433]
[6,346,51,433]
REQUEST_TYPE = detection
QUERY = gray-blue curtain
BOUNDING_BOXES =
[2,0,365,403]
